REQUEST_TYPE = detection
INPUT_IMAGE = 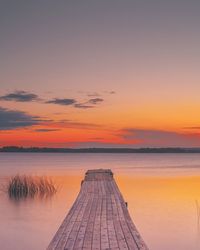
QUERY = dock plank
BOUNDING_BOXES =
[47,169,148,250]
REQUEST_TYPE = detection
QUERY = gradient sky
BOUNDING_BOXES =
[1,0,200,147]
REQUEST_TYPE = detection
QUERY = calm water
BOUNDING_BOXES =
[1,153,200,250]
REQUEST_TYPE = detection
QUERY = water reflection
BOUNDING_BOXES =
[1,153,200,249]
[117,175,200,250]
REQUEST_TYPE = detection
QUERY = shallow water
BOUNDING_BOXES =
[0,153,200,250]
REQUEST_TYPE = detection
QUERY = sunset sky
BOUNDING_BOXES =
[1,0,200,147]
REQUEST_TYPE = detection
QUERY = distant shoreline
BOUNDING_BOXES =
[1,146,200,153]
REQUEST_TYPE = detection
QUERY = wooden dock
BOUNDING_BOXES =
[47,169,148,250]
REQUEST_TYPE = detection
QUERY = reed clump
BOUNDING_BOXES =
[7,175,57,199]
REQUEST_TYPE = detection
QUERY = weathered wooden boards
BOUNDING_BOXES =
[47,169,148,250]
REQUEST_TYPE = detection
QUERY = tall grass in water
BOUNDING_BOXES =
[7,175,57,199]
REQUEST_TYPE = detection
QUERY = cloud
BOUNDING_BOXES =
[103,91,116,95]
[87,92,101,97]
[54,120,102,130]
[0,90,108,110]
[183,127,200,130]
[34,128,61,132]
[0,91,39,102]
[74,103,94,109]
[123,129,178,140]
[89,137,104,140]
[0,107,42,130]
[0,104,102,132]
[0,104,103,132]
[88,98,104,104]
[46,97,104,108]
[122,128,200,147]
[74,98,104,109]
[107,91,116,94]
[46,98,76,105]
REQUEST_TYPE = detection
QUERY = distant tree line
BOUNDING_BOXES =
[0,146,200,153]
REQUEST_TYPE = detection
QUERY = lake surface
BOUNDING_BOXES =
[0,153,200,250]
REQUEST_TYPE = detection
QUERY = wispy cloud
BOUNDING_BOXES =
[0,89,108,110]
[46,98,76,106]
[52,120,102,130]
[183,127,200,130]
[88,98,104,104]
[74,103,94,109]
[87,92,101,97]
[121,128,200,147]
[105,91,116,95]
[74,98,104,109]
[34,128,61,132]
[46,97,104,108]
[0,102,104,132]
[0,107,42,130]
[0,91,40,102]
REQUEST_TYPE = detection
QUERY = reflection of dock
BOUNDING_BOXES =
[47,169,148,249]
